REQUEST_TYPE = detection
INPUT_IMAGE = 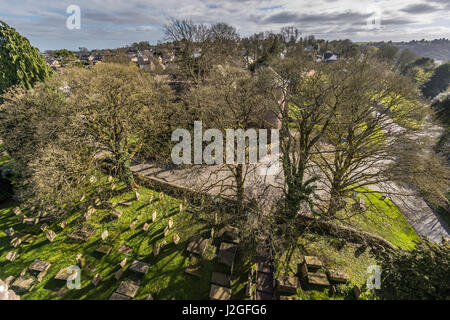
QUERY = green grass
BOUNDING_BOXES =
[275,233,378,300]
[338,188,420,250]
[0,182,247,300]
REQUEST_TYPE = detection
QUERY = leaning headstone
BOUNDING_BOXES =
[163,226,169,237]
[153,243,161,256]
[353,285,361,299]
[5,276,15,286]
[92,273,102,287]
[152,211,157,222]
[116,280,139,298]
[130,260,150,275]
[129,220,138,230]
[173,234,180,245]
[135,191,140,200]
[101,230,109,241]
[115,268,124,280]
[209,284,231,300]
[179,203,183,212]
[6,251,19,262]
[107,175,113,182]
[5,227,14,237]
[161,240,167,248]
[60,221,67,229]
[13,207,22,216]
[111,208,123,220]
[146,294,154,300]
[111,183,117,191]
[10,237,22,248]
[120,258,128,268]
[117,244,132,255]
[40,223,49,232]
[143,223,150,231]
[46,230,56,242]
[168,218,174,229]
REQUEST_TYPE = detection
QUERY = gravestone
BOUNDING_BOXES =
[173,234,180,245]
[152,211,157,222]
[161,240,167,248]
[187,237,208,257]
[163,226,169,237]
[116,280,139,298]
[11,277,35,294]
[54,267,77,281]
[115,268,124,280]
[5,227,14,237]
[10,237,22,248]
[277,274,299,294]
[209,284,231,300]
[129,220,138,229]
[92,273,101,286]
[179,203,183,212]
[109,292,130,300]
[110,208,123,220]
[111,183,117,191]
[219,226,240,244]
[159,192,164,200]
[153,243,161,256]
[60,221,67,229]
[168,218,174,229]
[307,273,330,287]
[353,285,361,299]
[211,272,231,288]
[120,258,128,268]
[327,269,350,284]
[146,294,154,300]
[23,217,38,225]
[95,244,113,255]
[68,225,96,242]
[135,191,140,200]
[143,223,150,231]
[117,244,132,255]
[130,260,149,275]
[304,256,323,270]
[107,175,113,182]
[13,207,22,216]
[40,224,48,232]
[6,251,19,262]
[217,242,238,267]
[45,230,56,242]
[101,230,109,241]
[29,260,51,275]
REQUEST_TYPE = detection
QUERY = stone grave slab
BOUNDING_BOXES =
[255,290,273,300]
[109,292,131,300]
[5,227,15,237]
[95,244,113,255]
[6,251,19,262]
[256,272,274,294]
[29,259,51,275]
[115,268,124,280]
[209,284,231,300]
[54,267,77,281]
[211,272,231,288]
[185,266,202,278]
[10,237,22,248]
[116,280,139,298]
[68,225,96,242]
[304,256,324,270]
[307,272,330,287]
[92,273,102,286]
[129,260,149,275]
[217,242,238,267]
[11,276,35,294]
[186,237,208,257]
[277,274,299,294]
[117,244,132,255]
[327,268,350,284]
[220,226,240,244]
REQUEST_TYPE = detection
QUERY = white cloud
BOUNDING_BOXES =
[0,0,448,50]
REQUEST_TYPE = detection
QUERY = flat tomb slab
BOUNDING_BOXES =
[327,268,350,283]
[54,267,78,281]
[186,237,208,256]
[29,259,51,274]
[129,260,150,275]
[209,284,231,300]
[211,272,231,288]
[116,280,139,298]
[109,292,132,300]
[68,225,96,242]
[217,242,238,267]
[11,276,35,294]
[304,256,324,269]
[277,275,299,294]
[307,272,330,287]
[256,272,274,294]
[95,244,113,255]
[255,290,273,300]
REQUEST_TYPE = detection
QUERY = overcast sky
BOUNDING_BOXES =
[0,0,449,51]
